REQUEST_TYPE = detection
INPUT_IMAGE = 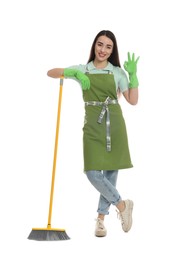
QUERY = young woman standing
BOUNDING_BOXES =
[47,30,139,237]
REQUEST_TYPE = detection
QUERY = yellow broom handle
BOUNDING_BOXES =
[47,77,64,228]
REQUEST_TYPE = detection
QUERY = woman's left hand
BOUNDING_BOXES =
[124,52,139,75]
[124,52,140,88]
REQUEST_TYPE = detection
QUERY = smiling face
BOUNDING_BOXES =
[94,35,114,68]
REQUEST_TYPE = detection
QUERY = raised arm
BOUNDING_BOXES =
[123,52,140,105]
[122,88,138,105]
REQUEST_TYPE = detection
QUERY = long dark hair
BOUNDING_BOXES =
[87,30,121,67]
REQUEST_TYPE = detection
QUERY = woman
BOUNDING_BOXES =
[47,30,139,237]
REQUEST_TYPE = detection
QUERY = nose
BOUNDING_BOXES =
[100,46,106,52]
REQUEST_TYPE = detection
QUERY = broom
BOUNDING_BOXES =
[28,77,70,241]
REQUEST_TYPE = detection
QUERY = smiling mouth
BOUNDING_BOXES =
[99,53,106,57]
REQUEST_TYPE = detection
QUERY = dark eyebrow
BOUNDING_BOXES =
[107,44,113,48]
[97,41,113,48]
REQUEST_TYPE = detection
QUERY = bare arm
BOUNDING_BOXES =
[47,68,64,78]
[122,87,138,105]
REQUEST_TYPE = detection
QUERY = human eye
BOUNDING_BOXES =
[97,42,103,47]
[107,45,112,49]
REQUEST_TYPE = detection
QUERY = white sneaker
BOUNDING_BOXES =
[95,218,107,237]
[117,200,133,232]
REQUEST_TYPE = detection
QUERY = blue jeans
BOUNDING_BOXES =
[86,170,122,215]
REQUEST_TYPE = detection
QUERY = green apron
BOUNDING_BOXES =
[83,73,133,171]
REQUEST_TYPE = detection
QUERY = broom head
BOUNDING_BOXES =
[28,227,70,241]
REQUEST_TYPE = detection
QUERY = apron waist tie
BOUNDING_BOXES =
[85,96,118,152]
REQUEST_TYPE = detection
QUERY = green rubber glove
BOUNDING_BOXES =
[124,52,140,88]
[64,68,90,90]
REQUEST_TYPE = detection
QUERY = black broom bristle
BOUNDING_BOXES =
[28,229,70,241]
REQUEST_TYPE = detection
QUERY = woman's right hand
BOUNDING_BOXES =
[64,68,90,90]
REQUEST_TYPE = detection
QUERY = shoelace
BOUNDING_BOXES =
[116,210,124,225]
[95,218,105,230]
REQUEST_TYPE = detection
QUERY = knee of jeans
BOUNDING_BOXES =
[86,170,103,183]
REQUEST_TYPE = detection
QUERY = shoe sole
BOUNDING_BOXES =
[95,230,107,237]
[123,200,134,232]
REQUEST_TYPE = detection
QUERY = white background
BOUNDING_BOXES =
[0,0,175,259]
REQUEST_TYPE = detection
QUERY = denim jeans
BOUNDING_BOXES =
[86,170,122,215]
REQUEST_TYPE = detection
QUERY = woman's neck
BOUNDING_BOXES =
[93,60,108,69]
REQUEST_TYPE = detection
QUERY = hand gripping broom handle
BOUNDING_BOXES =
[47,77,64,229]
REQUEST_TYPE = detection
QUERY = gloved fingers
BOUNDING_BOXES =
[124,61,128,70]
[128,52,140,64]
[127,52,131,62]
[82,80,90,90]
[135,56,140,64]
[131,52,140,64]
